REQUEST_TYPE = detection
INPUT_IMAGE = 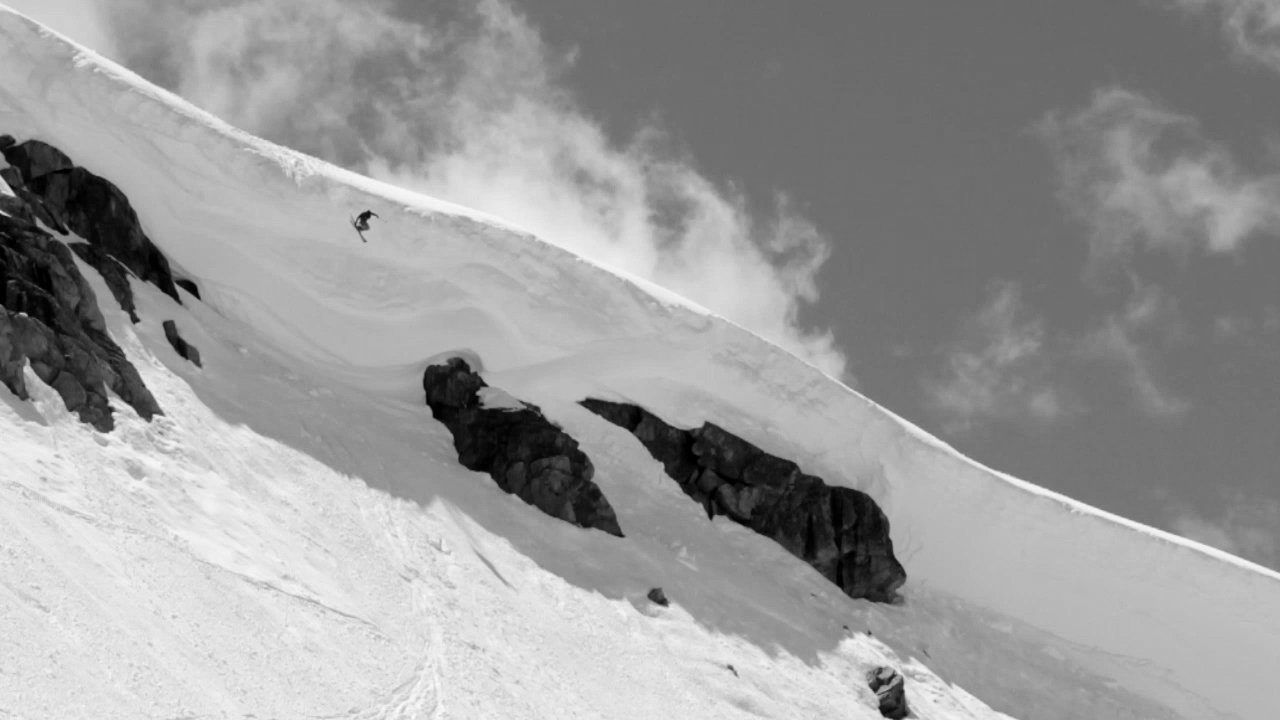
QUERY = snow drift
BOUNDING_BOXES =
[2,6,1279,719]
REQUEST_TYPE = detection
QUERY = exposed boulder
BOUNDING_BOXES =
[1,139,181,319]
[162,320,201,367]
[2,139,74,178]
[174,278,201,300]
[582,399,906,603]
[0,193,27,222]
[0,161,66,230]
[865,666,908,719]
[646,587,669,607]
[0,167,36,226]
[0,213,161,430]
[0,166,63,232]
[424,358,624,537]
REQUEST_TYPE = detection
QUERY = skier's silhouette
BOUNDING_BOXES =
[352,210,378,242]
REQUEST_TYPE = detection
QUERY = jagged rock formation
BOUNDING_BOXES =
[0,213,161,430]
[0,134,184,430]
[424,358,624,537]
[865,666,908,719]
[582,399,906,602]
[67,242,138,322]
[1,137,180,322]
[162,320,201,367]
[174,278,201,300]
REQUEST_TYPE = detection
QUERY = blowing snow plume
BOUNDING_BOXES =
[62,0,847,379]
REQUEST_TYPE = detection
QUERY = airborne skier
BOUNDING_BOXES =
[351,209,378,242]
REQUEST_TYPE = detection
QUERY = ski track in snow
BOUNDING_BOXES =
[1,6,1278,719]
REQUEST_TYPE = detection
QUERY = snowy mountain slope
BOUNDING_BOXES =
[1,6,1278,719]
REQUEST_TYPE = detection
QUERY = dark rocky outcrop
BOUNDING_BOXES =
[0,134,181,430]
[0,189,28,222]
[0,213,161,430]
[174,278,201,300]
[1,141,74,235]
[647,587,669,606]
[582,399,906,602]
[424,358,624,537]
[67,242,139,322]
[162,320,201,368]
[2,139,180,320]
[866,666,908,719]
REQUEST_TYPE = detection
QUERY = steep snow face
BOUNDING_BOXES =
[1,6,1279,720]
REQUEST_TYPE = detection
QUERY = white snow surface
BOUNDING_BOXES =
[1,7,1278,719]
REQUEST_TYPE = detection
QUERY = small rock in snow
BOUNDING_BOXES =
[865,666,908,719]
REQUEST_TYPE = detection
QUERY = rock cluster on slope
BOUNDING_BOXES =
[162,319,201,368]
[581,398,906,602]
[1,137,182,322]
[0,213,161,430]
[424,357,624,537]
[865,666,909,719]
[0,133,197,430]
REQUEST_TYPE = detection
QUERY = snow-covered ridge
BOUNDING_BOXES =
[2,5,1279,719]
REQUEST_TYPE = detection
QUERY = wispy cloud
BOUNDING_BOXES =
[1040,88,1280,263]
[1172,0,1280,73]
[1035,85,1280,421]
[1167,490,1280,569]
[927,279,1193,434]
[1078,282,1191,419]
[1212,305,1280,342]
[9,0,847,378]
[924,283,1070,434]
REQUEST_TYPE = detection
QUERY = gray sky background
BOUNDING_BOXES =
[9,0,1280,569]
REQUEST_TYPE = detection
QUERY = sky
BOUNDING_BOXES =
[7,0,1280,570]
